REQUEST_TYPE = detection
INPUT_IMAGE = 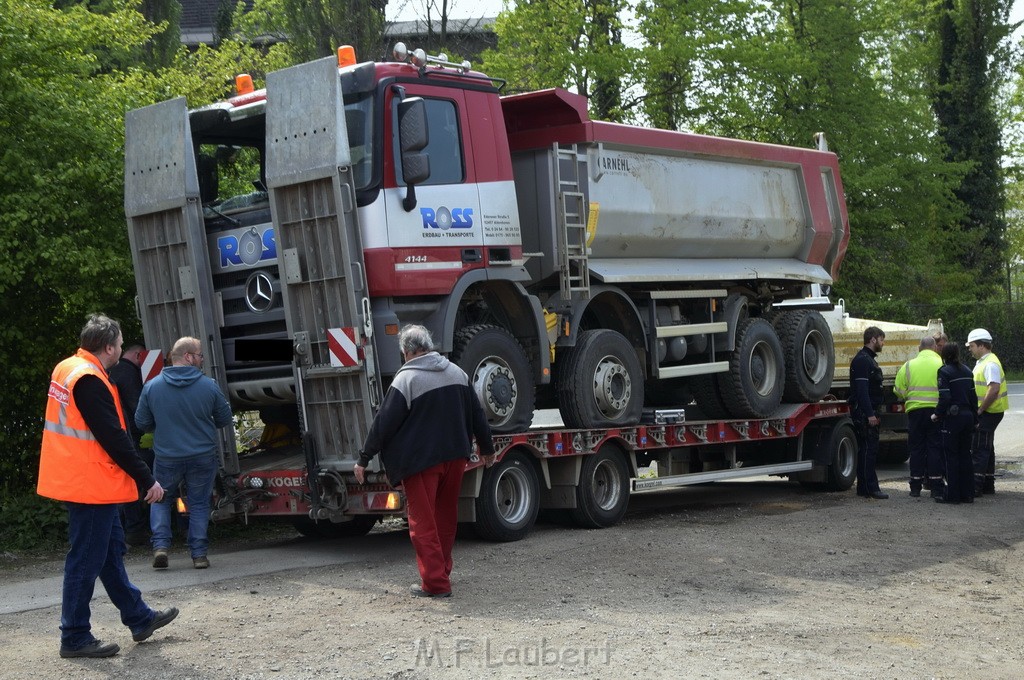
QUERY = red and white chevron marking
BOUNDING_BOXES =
[327,328,359,368]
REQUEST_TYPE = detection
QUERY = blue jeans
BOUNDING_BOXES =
[151,455,219,558]
[62,503,154,648]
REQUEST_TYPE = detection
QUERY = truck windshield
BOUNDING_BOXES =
[197,91,375,219]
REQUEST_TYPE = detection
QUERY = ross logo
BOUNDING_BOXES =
[420,206,473,230]
[244,271,276,314]
[218,225,277,268]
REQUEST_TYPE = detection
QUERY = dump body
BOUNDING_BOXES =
[826,300,943,389]
[504,89,848,289]
[823,298,943,458]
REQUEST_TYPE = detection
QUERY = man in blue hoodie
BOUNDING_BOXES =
[136,337,232,570]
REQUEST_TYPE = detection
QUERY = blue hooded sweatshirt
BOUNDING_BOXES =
[135,366,232,460]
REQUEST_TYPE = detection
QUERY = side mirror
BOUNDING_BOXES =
[397,98,430,210]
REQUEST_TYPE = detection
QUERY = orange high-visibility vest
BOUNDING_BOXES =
[37,349,138,504]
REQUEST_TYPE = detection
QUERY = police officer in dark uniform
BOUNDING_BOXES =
[932,342,978,504]
[850,326,888,499]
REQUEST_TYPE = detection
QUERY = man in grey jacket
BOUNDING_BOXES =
[355,325,495,597]
[136,337,232,570]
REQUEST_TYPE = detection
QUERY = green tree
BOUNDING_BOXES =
[0,0,158,506]
[140,0,182,66]
[482,0,635,121]
[278,0,385,63]
[932,0,1014,298]
[633,0,967,308]
[0,1,277,542]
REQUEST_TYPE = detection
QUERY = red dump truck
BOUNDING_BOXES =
[124,46,857,540]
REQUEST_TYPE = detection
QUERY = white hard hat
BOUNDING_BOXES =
[966,328,992,345]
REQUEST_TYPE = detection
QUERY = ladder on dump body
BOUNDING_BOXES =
[554,144,590,300]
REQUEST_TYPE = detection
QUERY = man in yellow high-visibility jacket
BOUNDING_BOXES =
[894,336,944,498]
[966,328,1008,495]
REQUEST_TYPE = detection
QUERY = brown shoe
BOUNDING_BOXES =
[152,549,168,569]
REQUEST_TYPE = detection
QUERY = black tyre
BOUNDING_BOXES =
[773,310,834,403]
[292,514,380,538]
[451,324,535,433]
[822,420,858,491]
[718,318,784,418]
[690,372,730,419]
[569,445,631,528]
[877,439,910,465]
[644,378,692,407]
[474,451,540,542]
[557,329,644,429]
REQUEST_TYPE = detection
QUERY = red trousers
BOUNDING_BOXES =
[402,458,466,594]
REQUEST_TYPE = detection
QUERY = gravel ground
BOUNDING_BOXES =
[2,453,1023,680]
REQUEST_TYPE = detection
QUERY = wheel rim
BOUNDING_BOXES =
[493,465,531,525]
[593,355,631,419]
[591,459,623,511]
[472,355,518,427]
[837,432,856,478]
[801,330,829,383]
[748,339,779,396]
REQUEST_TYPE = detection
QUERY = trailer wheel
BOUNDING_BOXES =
[822,420,858,491]
[773,310,834,403]
[474,451,539,542]
[718,318,784,418]
[452,324,535,433]
[292,514,380,538]
[570,445,630,528]
[557,329,644,428]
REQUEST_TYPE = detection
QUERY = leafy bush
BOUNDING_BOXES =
[0,492,67,552]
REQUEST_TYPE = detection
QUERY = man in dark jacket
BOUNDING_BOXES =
[109,343,151,546]
[850,326,888,499]
[354,325,495,598]
[136,336,232,570]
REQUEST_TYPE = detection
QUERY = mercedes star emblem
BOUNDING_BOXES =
[244,271,275,313]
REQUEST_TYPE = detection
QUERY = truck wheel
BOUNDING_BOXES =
[877,440,910,465]
[452,324,535,433]
[569,445,630,528]
[823,420,858,491]
[292,514,380,538]
[691,372,730,419]
[474,451,539,542]
[773,310,834,403]
[644,378,692,407]
[718,318,785,418]
[557,329,644,429]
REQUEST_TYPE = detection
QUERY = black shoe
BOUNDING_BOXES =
[133,607,179,642]
[409,585,451,598]
[935,496,959,504]
[869,491,889,500]
[59,639,120,658]
[909,489,921,498]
